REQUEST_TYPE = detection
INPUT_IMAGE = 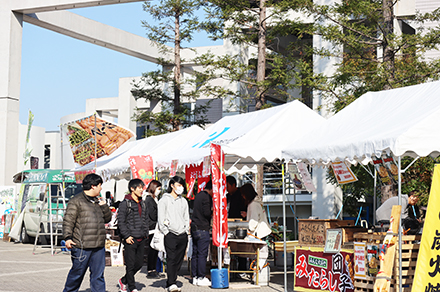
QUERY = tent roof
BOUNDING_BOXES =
[156,100,325,169]
[281,81,440,165]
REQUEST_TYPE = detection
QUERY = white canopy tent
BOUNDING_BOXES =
[281,81,440,292]
[156,100,326,169]
[282,81,440,165]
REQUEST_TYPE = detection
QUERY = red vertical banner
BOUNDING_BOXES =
[185,164,202,200]
[128,155,154,187]
[211,143,228,247]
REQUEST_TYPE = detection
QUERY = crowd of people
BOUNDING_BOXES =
[61,173,271,292]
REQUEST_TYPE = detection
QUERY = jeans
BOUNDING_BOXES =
[121,238,146,291]
[191,229,210,278]
[63,247,106,292]
[164,232,188,287]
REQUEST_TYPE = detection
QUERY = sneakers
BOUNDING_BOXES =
[118,278,127,292]
[192,277,198,285]
[197,277,211,287]
[131,290,139,292]
[167,284,181,292]
[147,271,161,279]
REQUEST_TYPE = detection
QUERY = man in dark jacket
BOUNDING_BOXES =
[118,179,149,292]
[226,176,246,219]
[190,181,213,286]
[62,173,112,292]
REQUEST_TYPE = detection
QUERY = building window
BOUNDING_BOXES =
[44,145,50,169]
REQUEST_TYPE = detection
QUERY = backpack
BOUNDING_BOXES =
[115,199,132,252]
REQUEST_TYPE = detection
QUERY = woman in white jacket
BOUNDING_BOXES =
[240,184,271,239]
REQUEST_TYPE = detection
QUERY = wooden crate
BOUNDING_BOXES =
[298,219,355,246]
[352,233,420,292]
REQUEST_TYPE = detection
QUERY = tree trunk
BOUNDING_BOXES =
[255,0,267,110]
[382,0,394,90]
[173,3,182,131]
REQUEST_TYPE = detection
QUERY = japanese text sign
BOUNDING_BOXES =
[331,162,358,185]
[294,247,354,292]
[412,164,440,292]
[353,242,366,279]
[211,143,227,247]
[185,163,210,200]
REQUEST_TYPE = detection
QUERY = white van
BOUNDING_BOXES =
[15,170,82,244]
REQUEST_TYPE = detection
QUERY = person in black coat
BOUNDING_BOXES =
[190,181,213,286]
[118,179,149,292]
[144,180,163,279]
[226,176,246,220]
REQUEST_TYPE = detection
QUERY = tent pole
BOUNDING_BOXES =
[294,180,297,240]
[373,168,377,225]
[398,156,402,292]
[282,163,287,292]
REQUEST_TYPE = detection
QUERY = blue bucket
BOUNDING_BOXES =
[210,268,229,289]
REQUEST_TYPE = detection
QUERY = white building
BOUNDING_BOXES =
[2,0,439,228]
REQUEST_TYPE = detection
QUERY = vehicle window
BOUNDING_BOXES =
[65,183,83,200]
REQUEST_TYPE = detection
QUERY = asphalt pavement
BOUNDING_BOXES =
[0,240,295,292]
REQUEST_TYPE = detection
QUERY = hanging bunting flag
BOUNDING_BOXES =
[287,162,307,191]
[372,157,393,185]
[297,162,317,192]
[331,161,358,184]
[202,156,211,177]
[185,163,211,200]
[170,160,179,177]
[185,164,202,200]
[128,155,154,188]
[62,114,134,166]
[211,143,228,247]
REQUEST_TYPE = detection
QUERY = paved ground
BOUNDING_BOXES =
[0,240,296,292]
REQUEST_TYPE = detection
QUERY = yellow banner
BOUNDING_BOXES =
[412,164,440,291]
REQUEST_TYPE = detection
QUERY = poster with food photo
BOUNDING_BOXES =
[63,115,134,166]
[372,157,392,185]
[382,155,399,183]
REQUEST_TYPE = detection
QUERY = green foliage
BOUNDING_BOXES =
[327,164,376,217]
[285,0,440,112]
[200,0,309,110]
[132,0,215,135]
[402,157,440,206]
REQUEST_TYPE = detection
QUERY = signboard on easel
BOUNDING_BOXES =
[324,229,343,253]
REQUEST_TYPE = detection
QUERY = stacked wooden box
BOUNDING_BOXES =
[352,232,421,292]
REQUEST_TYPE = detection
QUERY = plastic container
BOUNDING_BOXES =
[210,268,229,289]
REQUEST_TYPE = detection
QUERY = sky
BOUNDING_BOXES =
[19,2,219,131]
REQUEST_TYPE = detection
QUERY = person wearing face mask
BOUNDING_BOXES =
[158,176,189,292]
[144,180,164,279]
[117,179,149,292]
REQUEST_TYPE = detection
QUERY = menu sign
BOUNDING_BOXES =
[298,220,326,246]
[324,229,343,253]
[353,242,367,279]
[331,161,358,184]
